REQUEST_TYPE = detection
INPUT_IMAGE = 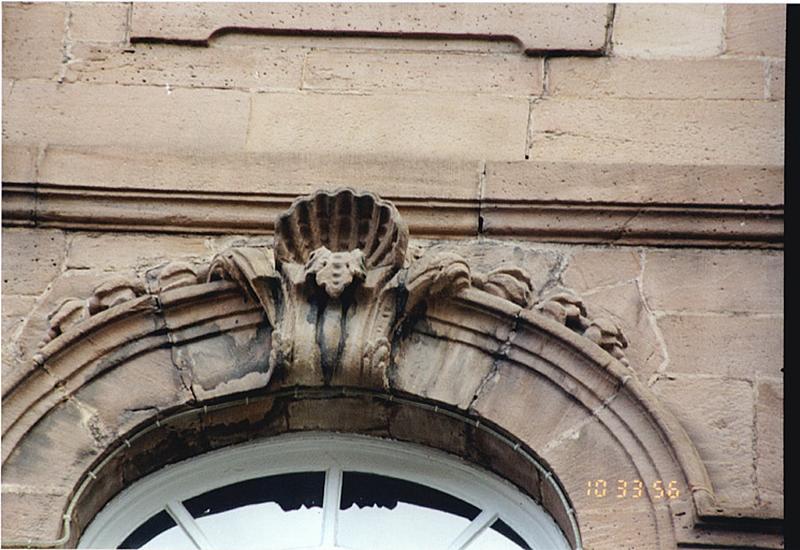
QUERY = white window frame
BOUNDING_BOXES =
[80,432,571,550]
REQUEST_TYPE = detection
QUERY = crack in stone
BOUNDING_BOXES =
[467,309,521,412]
[636,250,670,384]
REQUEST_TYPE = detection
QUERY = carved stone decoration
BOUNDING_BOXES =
[535,286,630,367]
[87,276,146,314]
[472,267,535,308]
[46,298,90,341]
[34,188,630,389]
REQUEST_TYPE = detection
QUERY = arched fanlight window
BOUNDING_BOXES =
[80,433,571,550]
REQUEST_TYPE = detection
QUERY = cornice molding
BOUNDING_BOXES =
[2,181,783,248]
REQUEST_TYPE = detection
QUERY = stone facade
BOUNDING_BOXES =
[1,3,784,549]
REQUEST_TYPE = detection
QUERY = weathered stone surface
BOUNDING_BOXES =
[578,504,662,550]
[769,60,785,100]
[68,2,129,43]
[0,490,67,541]
[130,3,609,52]
[484,162,784,206]
[528,98,784,166]
[725,4,786,57]
[2,295,37,387]
[304,49,543,94]
[2,398,104,490]
[612,4,724,58]
[73,349,193,437]
[287,397,389,434]
[1,143,37,183]
[2,269,139,396]
[65,42,306,90]
[246,92,529,160]
[3,80,250,152]
[562,248,641,293]
[756,380,783,511]
[66,233,210,271]
[548,57,766,100]
[653,377,756,507]
[470,362,588,453]
[658,314,783,379]
[2,2,66,80]
[2,295,36,347]
[388,404,468,458]
[582,281,665,382]
[643,250,783,314]
[2,228,65,295]
[393,331,495,410]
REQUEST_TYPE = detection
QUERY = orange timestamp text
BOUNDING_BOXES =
[586,479,680,499]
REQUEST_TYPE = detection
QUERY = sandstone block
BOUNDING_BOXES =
[3,80,250,152]
[612,4,724,58]
[528,98,784,166]
[37,147,482,200]
[658,314,783,379]
[548,57,766,100]
[304,49,543,95]
[562,248,641,293]
[68,2,129,43]
[725,4,786,57]
[756,380,783,506]
[1,490,67,541]
[769,60,785,100]
[66,233,210,271]
[1,143,37,183]
[653,376,755,507]
[130,3,608,52]
[65,42,305,90]
[484,161,784,206]
[2,2,66,80]
[246,92,529,160]
[643,249,783,314]
[2,228,65,295]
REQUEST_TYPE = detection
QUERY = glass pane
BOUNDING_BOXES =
[118,510,194,550]
[465,519,532,550]
[182,472,325,549]
[338,471,481,550]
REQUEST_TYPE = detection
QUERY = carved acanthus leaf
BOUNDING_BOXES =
[404,251,471,313]
[472,267,534,308]
[535,287,629,366]
[208,246,280,325]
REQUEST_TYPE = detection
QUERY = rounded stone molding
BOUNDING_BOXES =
[2,189,727,549]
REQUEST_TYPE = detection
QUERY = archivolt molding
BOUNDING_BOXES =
[1,189,777,549]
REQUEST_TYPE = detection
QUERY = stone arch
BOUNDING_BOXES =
[2,189,718,549]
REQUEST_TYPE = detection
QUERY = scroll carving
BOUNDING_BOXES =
[38,188,631,385]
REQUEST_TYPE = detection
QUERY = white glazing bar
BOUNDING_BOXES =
[165,501,214,550]
[321,466,343,546]
[448,509,498,550]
